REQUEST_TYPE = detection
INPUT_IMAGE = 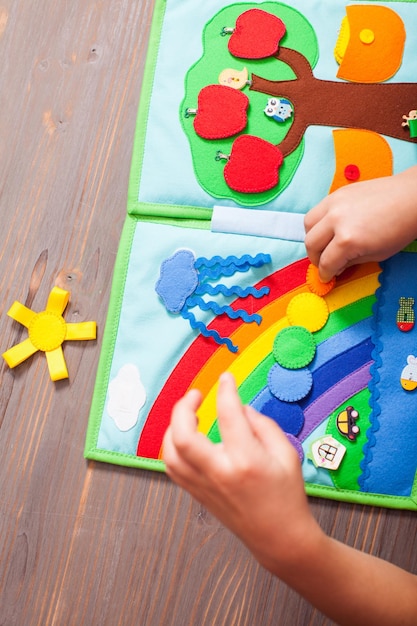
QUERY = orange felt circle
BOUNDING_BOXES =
[306,264,336,296]
[286,292,329,332]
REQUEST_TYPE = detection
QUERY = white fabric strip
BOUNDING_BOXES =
[211,206,306,242]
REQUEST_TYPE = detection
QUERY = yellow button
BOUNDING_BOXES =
[360,28,375,44]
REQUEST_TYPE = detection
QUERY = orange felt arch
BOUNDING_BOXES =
[336,5,405,83]
[329,129,393,193]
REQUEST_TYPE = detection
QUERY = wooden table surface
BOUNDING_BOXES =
[0,2,415,625]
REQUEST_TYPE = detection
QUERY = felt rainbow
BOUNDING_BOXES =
[137,258,380,459]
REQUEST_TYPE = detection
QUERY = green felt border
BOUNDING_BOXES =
[128,201,212,225]
[84,211,207,467]
[84,213,165,471]
[85,215,136,463]
[126,0,212,223]
[127,0,165,217]
[305,483,417,510]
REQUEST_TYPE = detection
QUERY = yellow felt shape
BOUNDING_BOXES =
[335,5,405,83]
[329,129,393,193]
[287,293,329,333]
[45,347,69,382]
[2,286,97,381]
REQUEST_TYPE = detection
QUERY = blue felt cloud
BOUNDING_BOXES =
[155,249,198,314]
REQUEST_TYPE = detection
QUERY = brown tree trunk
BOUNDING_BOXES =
[250,47,417,156]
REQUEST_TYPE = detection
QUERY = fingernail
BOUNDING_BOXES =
[219,371,235,386]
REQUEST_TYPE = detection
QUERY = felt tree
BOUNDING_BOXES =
[251,46,417,157]
[181,3,417,206]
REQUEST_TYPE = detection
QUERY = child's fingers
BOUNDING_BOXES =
[164,389,218,471]
[162,433,208,497]
[303,198,328,233]
[304,220,335,270]
[316,236,355,282]
[216,372,255,452]
[244,406,300,465]
[162,426,189,479]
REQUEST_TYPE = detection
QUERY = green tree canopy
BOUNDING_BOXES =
[181,2,319,206]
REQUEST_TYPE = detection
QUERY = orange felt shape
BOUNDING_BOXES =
[306,264,336,296]
[336,5,405,83]
[329,129,393,193]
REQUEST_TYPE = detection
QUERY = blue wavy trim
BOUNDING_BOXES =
[197,263,250,281]
[358,263,385,491]
[195,283,270,299]
[195,253,271,280]
[195,253,271,269]
[186,295,262,324]
[180,309,238,352]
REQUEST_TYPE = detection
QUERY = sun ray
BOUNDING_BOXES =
[65,322,97,341]
[2,287,96,381]
[46,286,70,315]
[45,346,69,381]
[2,338,38,368]
[7,302,36,328]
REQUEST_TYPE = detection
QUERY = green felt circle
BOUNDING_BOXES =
[273,326,316,369]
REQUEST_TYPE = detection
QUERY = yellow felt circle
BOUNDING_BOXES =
[29,312,67,352]
[286,293,329,332]
[360,28,375,44]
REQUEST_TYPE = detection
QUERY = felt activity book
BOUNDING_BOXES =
[85,0,417,511]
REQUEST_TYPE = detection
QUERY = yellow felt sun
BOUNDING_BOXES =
[2,286,96,381]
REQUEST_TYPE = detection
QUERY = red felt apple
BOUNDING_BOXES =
[224,135,283,193]
[228,9,286,59]
[193,85,249,140]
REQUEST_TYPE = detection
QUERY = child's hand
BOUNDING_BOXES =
[162,372,322,574]
[304,167,417,282]
[163,373,417,626]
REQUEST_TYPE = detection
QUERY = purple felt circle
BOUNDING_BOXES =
[267,362,313,402]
